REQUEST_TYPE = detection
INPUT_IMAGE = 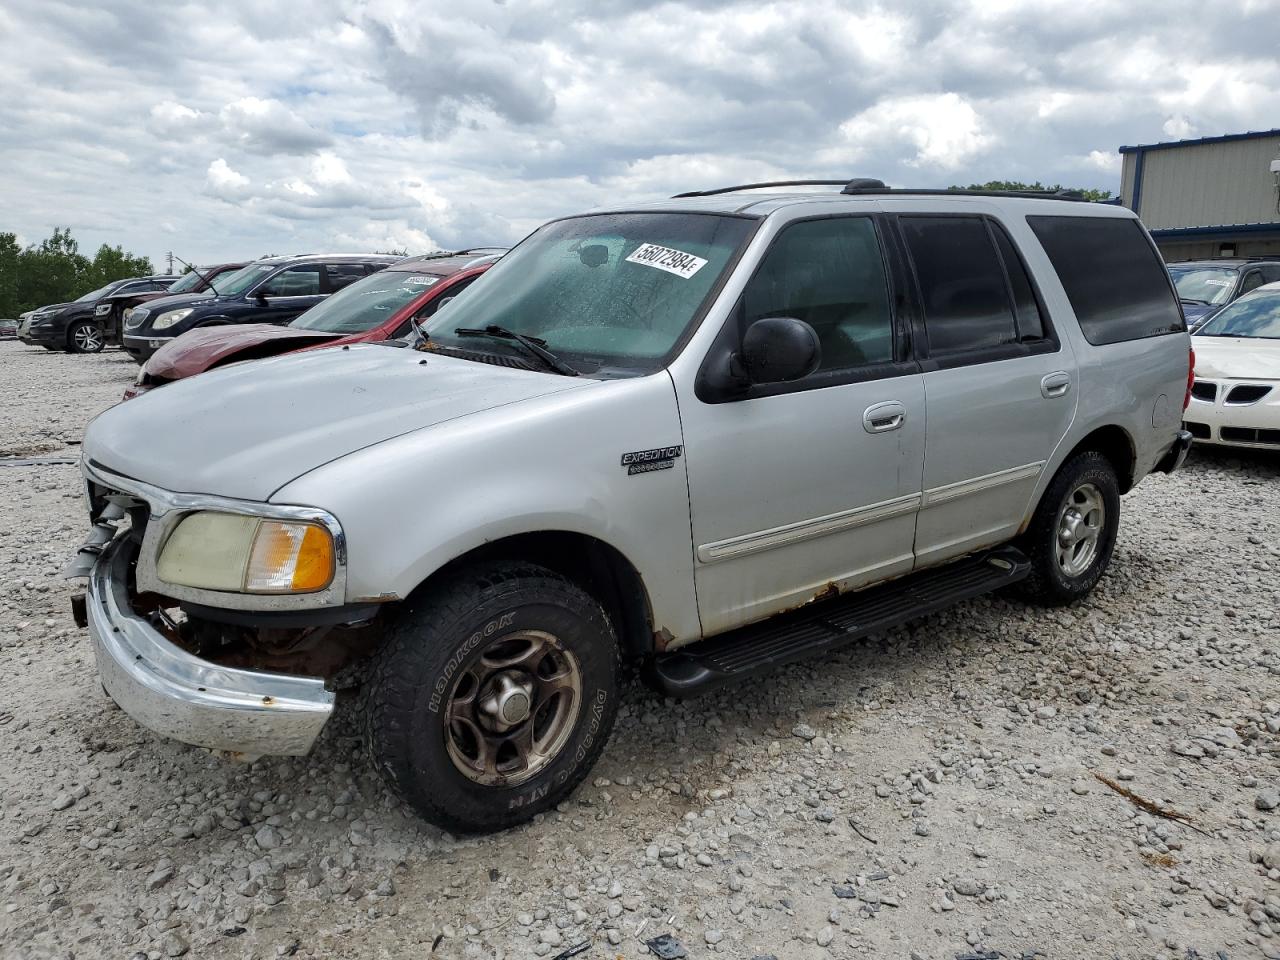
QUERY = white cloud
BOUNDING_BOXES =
[205,158,251,201]
[1,0,1277,268]
[836,93,995,171]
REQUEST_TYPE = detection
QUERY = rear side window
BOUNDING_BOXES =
[900,216,1017,354]
[326,264,366,292]
[1027,216,1184,344]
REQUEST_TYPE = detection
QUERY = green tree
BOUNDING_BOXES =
[0,227,153,316]
[950,180,1113,202]
[0,232,21,318]
[84,243,154,291]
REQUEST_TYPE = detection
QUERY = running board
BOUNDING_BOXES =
[650,546,1030,698]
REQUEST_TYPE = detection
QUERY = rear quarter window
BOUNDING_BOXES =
[1027,216,1184,345]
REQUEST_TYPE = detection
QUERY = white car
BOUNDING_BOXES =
[1187,282,1280,449]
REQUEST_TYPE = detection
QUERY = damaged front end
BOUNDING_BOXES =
[66,461,388,757]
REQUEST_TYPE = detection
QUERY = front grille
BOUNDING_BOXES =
[1220,426,1280,446]
[1225,384,1272,405]
[1190,380,1217,402]
[1185,421,1211,440]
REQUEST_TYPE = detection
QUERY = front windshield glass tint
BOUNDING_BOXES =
[166,270,208,294]
[1196,293,1280,339]
[212,263,275,296]
[75,284,113,303]
[1168,265,1237,305]
[291,270,440,333]
[423,212,755,374]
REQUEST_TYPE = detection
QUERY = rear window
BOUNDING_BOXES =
[1027,216,1184,345]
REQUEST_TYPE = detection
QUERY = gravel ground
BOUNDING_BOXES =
[2,339,1279,960]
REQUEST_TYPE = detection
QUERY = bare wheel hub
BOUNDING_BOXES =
[443,629,582,787]
[479,671,534,731]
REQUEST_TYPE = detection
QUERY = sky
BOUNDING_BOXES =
[2,0,1278,268]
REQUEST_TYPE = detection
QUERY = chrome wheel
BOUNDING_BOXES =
[1055,482,1104,577]
[72,325,102,352]
[444,630,581,786]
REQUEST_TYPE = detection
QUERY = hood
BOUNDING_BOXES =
[1181,303,1216,325]
[135,291,225,316]
[84,344,590,501]
[34,301,74,315]
[1192,336,1280,380]
[144,324,339,380]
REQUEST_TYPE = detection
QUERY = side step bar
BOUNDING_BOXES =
[650,546,1030,698]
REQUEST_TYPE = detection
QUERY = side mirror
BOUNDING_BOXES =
[735,317,821,384]
[255,289,270,303]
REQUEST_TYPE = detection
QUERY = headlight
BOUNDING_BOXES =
[152,308,194,330]
[156,512,335,594]
[95,303,111,316]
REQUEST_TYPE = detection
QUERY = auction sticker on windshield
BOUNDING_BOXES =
[405,276,439,286]
[625,243,708,279]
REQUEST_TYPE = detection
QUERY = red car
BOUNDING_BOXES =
[124,250,504,399]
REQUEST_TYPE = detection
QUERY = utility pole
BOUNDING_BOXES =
[166,251,174,274]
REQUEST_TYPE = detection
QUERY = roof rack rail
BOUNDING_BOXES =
[671,180,1092,203]
[839,187,1091,202]
[672,178,886,198]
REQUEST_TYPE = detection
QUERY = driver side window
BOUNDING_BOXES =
[742,217,894,372]
[260,265,322,297]
[1241,270,1265,294]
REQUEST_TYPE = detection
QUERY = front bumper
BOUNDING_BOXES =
[20,324,62,346]
[1184,378,1280,450]
[122,333,167,361]
[87,538,335,756]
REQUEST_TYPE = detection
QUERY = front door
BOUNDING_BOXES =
[677,215,926,636]
[255,264,326,324]
[893,213,1077,567]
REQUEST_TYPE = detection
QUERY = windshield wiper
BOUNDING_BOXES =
[454,325,579,376]
[1179,297,1210,306]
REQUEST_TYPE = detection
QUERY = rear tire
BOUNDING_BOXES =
[67,321,104,354]
[365,562,620,833]
[1018,451,1120,605]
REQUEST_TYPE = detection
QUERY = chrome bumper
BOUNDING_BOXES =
[88,539,335,756]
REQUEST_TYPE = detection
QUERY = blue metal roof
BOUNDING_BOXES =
[1119,128,1280,155]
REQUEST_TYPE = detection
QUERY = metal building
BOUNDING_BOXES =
[1119,129,1280,260]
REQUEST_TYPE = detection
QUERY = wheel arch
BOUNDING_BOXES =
[406,531,659,661]
[1063,424,1137,494]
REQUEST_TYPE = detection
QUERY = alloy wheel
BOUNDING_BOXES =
[1055,482,1105,577]
[443,629,582,786]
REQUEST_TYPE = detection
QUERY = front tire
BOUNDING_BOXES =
[67,321,104,354]
[365,563,620,833]
[1019,450,1120,605]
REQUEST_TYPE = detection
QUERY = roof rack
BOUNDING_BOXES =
[671,179,1091,203]
[672,178,886,198]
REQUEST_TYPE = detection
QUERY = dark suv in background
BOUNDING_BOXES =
[1167,258,1280,329]
[122,254,402,362]
[19,275,181,353]
[102,262,248,343]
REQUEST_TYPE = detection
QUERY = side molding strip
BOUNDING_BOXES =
[922,461,1045,508]
[696,461,1045,565]
[697,493,922,564]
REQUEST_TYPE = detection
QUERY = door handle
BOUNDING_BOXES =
[863,401,906,434]
[1040,372,1071,399]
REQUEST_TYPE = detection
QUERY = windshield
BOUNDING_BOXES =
[422,212,755,374]
[211,263,276,296]
[74,283,114,303]
[166,269,212,294]
[291,270,440,333]
[1168,265,1237,305]
[1196,292,1280,339]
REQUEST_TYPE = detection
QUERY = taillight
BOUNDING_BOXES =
[1183,346,1195,411]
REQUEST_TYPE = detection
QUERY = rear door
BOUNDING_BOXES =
[895,213,1077,568]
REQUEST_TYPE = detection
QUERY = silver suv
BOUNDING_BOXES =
[69,181,1193,833]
